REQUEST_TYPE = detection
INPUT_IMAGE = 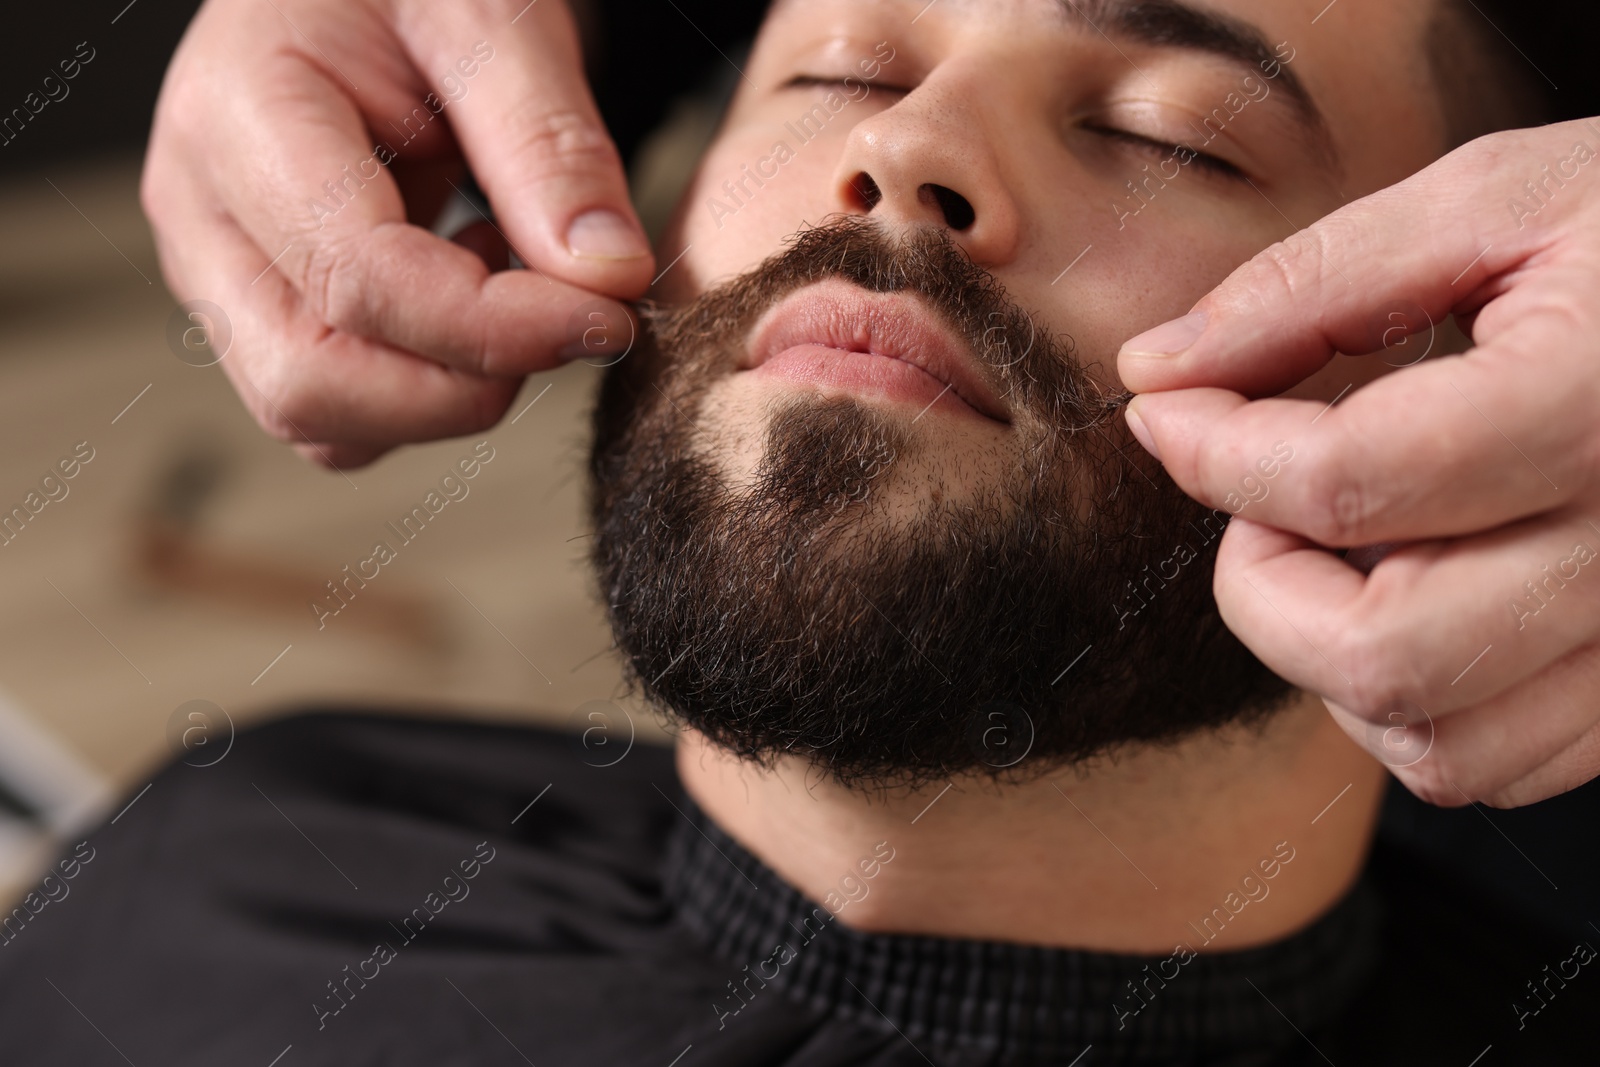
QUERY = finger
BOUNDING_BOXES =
[152,159,532,447]
[1126,338,1584,545]
[1114,127,1574,395]
[185,26,627,375]
[401,0,655,297]
[1484,717,1600,809]
[1211,511,1600,720]
[1321,634,1600,808]
[1209,518,1372,702]
[227,229,530,444]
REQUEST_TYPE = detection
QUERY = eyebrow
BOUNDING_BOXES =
[1056,0,1338,166]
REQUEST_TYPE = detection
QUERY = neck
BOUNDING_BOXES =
[677,691,1386,954]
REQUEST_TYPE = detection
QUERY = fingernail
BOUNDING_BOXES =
[1123,311,1208,358]
[1125,402,1161,461]
[566,208,650,260]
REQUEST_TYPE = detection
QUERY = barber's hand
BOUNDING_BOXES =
[143,0,650,468]
[1117,117,1600,809]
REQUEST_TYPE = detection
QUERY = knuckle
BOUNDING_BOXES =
[154,72,204,135]
[1236,236,1321,312]
[1331,623,1426,722]
[252,395,306,444]
[1252,242,1308,300]
[299,239,368,335]
[1229,220,1353,317]
[248,361,326,443]
[508,108,621,184]
[1322,482,1371,546]
[1442,129,1509,178]
[1300,449,1377,546]
[256,401,311,444]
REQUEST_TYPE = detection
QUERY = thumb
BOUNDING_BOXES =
[1112,128,1563,398]
[405,0,655,300]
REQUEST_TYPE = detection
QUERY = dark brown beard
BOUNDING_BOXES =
[587,215,1293,790]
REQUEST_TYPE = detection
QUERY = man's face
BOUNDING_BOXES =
[588,0,1450,787]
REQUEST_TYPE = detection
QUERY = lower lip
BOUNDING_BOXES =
[747,344,985,421]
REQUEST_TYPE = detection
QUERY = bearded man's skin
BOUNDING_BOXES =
[575,0,1462,953]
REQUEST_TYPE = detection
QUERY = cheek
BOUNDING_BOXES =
[1026,206,1281,388]
[658,127,852,300]
[992,142,1289,393]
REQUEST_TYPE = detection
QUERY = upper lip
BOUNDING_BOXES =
[741,280,1011,424]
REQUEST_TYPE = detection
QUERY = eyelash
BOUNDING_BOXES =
[1087,125,1244,180]
[782,75,905,93]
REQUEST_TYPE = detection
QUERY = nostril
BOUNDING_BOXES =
[848,172,883,212]
[921,183,975,230]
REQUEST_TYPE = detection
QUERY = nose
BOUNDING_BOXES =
[831,65,1022,266]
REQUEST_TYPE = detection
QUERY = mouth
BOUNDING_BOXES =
[739,279,1012,426]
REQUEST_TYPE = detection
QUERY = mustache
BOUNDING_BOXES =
[634,215,1131,430]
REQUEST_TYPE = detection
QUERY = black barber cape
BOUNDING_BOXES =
[0,711,1593,1066]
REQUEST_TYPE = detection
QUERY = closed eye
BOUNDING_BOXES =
[1087,124,1245,181]
[781,74,907,94]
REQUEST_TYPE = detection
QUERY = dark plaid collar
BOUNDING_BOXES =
[664,795,1380,1064]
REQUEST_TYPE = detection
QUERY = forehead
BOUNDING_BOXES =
[763,0,1435,46]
